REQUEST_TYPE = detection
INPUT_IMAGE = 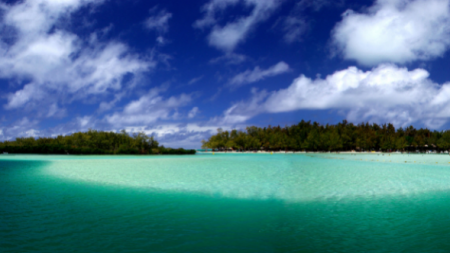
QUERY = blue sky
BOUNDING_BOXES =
[2,0,450,148]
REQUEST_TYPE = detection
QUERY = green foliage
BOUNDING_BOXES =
[159,147,196,155]
[201,120,450,152]
[0,129,196,155]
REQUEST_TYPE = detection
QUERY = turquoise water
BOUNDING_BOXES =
[2,154,450,252]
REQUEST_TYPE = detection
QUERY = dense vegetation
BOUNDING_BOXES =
[0,130,196,155]
[202,120,450,152]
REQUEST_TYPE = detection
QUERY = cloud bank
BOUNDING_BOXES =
[105,87,192,126]
[223,64,450,128]
[332,0,450,66]
[0,0,153,115]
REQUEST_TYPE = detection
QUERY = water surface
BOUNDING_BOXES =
[2,154,450,252]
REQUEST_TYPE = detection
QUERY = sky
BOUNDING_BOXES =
[2,0,450,148]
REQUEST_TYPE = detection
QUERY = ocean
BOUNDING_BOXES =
[1,153,450,252]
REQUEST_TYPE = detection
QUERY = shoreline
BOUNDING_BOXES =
[199,151,382,154]
[198,151,449,155]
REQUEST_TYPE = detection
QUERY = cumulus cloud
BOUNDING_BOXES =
[332,0,450,66]
[221,64,450,128]
[229,61,290,86]
[194,0,280,52]
[105,87,192,126]
[0,0,153,114]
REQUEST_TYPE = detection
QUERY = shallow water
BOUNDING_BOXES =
[2,154,450,252]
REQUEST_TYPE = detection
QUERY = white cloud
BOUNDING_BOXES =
[6,83,45,109]
[105,88,192,126]
[3,0,99,35]
[144,7,172,45]
[188,107,199,118]
[98,93,125,113]
[25,129,40,138]
[135,124,223,138]
[138,123,234,149]
[229,61,290,86]
[145,8,172,33]
[156,36,166,45]
[0,0,153,114]
[332,0,450,66]
[194,0,280,52]
[218,88,268,124]
[77,116,92,128]
[47,103,66,118]
[222,64,450,128]
[0,117,40,140]
[193,0,240,28]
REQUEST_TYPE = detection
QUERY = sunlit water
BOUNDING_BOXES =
[2,153,450,252]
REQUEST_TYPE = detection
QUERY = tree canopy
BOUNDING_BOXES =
[202,120,449,152]
[0,130,196,155]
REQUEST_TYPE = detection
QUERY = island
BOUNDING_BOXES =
[0,130,196,155]
[202,120,450,153]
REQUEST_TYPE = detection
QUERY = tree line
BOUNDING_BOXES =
[0,130,196,155]
[201,120,450,152]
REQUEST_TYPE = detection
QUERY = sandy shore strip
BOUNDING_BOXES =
[198,150,387,154]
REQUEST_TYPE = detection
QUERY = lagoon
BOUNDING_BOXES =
[2,153,450,252]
